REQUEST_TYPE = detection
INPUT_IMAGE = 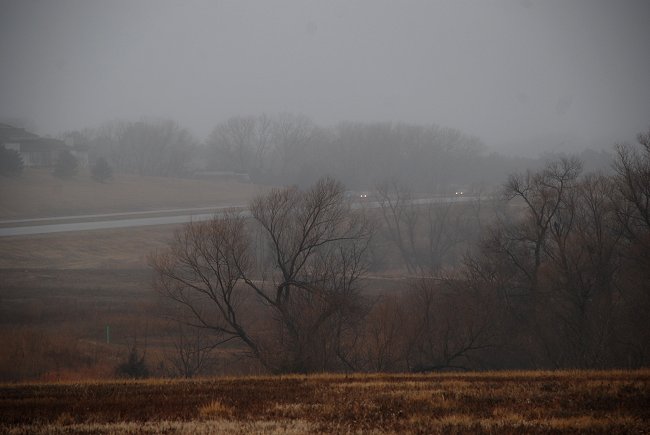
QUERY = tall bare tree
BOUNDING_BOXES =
[403,277,503,372]
[613,129,650,245]
[500,157,583,295]
[91,118,195,176]
[468,157,645,368]
[152,177,373,373]
[375,179,481,275]
[613,128,650,366]
[206,115,272,176]
[539,174,624,367]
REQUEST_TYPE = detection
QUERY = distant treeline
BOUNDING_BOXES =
[62,115,613,191]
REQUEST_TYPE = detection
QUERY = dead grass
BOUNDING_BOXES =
[0,370,648,434]
[0,226,175,269]
[198,399,235,419]
[0,246,263,382]
[0,168,268,219]
[3,419,318,434]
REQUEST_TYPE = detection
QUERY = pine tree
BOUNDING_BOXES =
[53,150,78,178]
[91,157,113,182]
[0,147,24,176]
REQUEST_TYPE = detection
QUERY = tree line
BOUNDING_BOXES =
[151,129,650,375]
[61,114,612,191]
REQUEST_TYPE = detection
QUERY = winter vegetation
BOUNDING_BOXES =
[1,118,648,434]
[1,370,648,434]
[0,146,24,176]
[1,126,649,380]
[58,116,614,192]
[145,128,650,375]
[3,2,649,432]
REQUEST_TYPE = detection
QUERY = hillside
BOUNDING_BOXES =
[0,169,269,219]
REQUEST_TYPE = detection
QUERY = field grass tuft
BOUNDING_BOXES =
[198,399,235,419]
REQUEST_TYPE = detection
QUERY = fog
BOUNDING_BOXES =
[4,1,650,384]
[2,0,649,156]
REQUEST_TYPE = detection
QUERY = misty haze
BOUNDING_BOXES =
[1,1,649,433]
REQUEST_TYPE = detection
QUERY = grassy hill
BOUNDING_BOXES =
[0,169,269,219]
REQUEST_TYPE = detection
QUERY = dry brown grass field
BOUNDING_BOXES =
[0,168,268,219]
[0,225,175,269]
[0,225,400,382]
[0,169,271,381]
[0,370,648,434]
[0,225,222,381]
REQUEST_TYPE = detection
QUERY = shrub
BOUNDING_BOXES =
[116,347,149,379]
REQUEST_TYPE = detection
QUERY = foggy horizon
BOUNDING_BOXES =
[2,0,649,157]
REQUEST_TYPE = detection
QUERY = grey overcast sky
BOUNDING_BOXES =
[1,0,649,155]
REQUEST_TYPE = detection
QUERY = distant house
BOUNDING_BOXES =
[0,123,69,167]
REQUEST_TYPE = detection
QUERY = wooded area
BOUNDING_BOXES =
[151,129,650,374]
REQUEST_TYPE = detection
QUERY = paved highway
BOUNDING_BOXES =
[0,205,244,225]
[0,205,247,237]
[0,196,481,237]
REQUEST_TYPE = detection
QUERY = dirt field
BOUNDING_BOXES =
[0,168,268,219]
[1,370,648,434]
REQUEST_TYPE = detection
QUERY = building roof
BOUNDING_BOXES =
[0,123,39,142]
[0,124,66,152]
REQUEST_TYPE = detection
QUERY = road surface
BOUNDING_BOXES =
[0,196,481,237]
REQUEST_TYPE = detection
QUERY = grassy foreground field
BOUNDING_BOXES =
[1,370,648,434]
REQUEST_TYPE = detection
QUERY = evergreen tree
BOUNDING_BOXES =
[91,157,113,182]
[53,149,78,178]
[0,147,24,176]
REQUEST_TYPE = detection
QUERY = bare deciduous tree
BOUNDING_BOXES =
[152,177,373,373]
[404,277,503,372]
[501,156,583,294]
[167,320,220,378]
[361,295,407,372]
[91,118,195,177]
[539,174,624,368]
[375,179,420,274]
[613,129,650,244]
[469,157,644,368]
[375,179,481,275]
[613,128,650,366]
[206,115,273,176]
